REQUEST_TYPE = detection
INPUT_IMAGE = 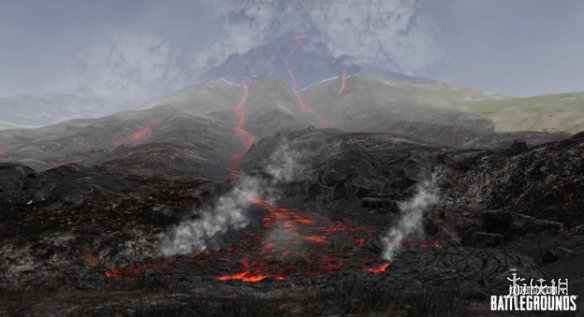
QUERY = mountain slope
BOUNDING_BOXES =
[0,75,577,172]
[0,80,245,174]
[0,121,20,131]
[302,75,584,134]
[201,34,419,90]
[464,91,584,133]
[0,92,140,127]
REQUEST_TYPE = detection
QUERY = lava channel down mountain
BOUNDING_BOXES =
[104,63,441,283]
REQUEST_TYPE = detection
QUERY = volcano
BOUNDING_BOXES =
[1,35,584,316]
[201,33,421,90]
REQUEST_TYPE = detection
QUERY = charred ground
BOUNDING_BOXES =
[1,126,583,315]
[0,58,583,316]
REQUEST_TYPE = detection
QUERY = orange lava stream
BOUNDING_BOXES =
[364,262,391,274]
[0,148,6,156]
[227,86,256,178]
[215,196,389,282]
[338,70,347,95]
[112,124,153,149]
[282,35,331,129]
[284,35,316,114]
[104,52,446,283]
[215,258,274,282]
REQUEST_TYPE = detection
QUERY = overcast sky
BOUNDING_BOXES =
[0,0,582,99]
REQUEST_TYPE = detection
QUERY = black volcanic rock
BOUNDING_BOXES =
[1,128,583,316]
[385,120,568,149]
[0,72,582,316]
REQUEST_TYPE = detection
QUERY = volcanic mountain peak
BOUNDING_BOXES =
[1,49,584,317]
[201,33,416,90]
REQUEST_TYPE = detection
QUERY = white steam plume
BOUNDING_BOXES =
[54,32,195,103]
[382,175,438,261]
[50,1,442,102]
[215,0,443,74]
[159,142,300,256]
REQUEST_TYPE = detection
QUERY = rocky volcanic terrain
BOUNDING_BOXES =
[1,36,583,316]
[1,125,583,316]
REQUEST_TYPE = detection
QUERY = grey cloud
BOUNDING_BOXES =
[216,0,443,74]
[1,0,583,101]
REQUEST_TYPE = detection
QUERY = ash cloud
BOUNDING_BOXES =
[382,175,438,261]
[215,0,444,74]
[160,142,302,256]
[3,0,442,102]
[56,32,196,103]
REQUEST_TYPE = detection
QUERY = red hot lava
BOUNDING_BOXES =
[0,148,6,156]
[227,85,256,179]
[112,124,153,149]
[283,35,316,112]
[105,53,442,284]
[282,35,331,128]
[214,197,389,282]
[364,262,391,274]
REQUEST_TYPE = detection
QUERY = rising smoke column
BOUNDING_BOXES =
[215,0,442,74]
[382,176,438,261]
[160,176,257,255]
[159,148,301,256]
[160,144,302,256]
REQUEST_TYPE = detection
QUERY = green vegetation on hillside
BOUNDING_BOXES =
[0,122,16,130]
[302,76,584,133]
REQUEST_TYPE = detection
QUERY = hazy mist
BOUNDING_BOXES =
[1,0,582,101]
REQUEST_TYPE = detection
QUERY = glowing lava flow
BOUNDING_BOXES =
[227,86,256,178]
[0,148,6,156]
[283,35,331,128]
[104,56,444,284]
[214,196,390,282]
[284,35,313,114]
[364,262,391,274]
[338,70,348,95]
[112,124,153,149]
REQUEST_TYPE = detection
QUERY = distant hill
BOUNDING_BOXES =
[0,91,140,127]
[201,34,419,90]
[458,91,584,133]
[0,75,572,173]
[301,76,584,134]
[0,120,20,131]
